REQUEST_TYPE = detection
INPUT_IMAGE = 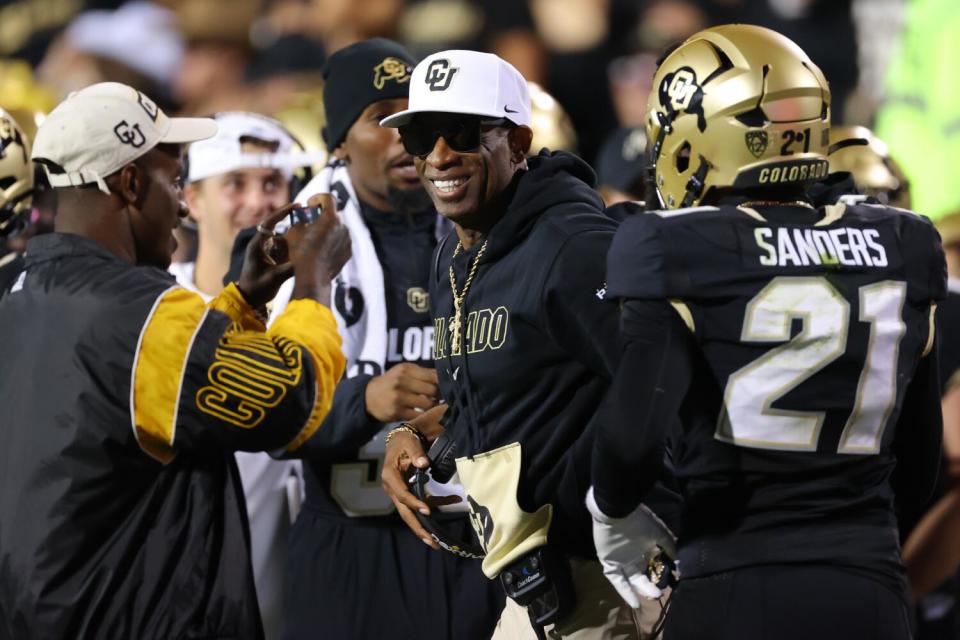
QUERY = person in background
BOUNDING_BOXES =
[594,126,648,206]
[900,209,960,640]
[269,39,504,640]
[172,110,321,639]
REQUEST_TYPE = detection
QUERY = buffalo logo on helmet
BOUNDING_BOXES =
[658,66,707,133]
[425,59,459,92]
[373,57,412,90]
[745,130,769,158]
[113,121,146,148]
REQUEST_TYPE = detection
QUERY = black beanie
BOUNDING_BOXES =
[321,38,416,151]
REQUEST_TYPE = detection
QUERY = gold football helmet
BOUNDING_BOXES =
[829,125,910,209]
[529,82,577,153]
[0,108,34,238]
[647,24,830,209]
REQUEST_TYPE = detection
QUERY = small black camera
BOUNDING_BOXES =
[500,546,576,627]
[288,205,322,227]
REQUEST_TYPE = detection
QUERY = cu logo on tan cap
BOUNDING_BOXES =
[114,121,146,148]
[425,59,458,92]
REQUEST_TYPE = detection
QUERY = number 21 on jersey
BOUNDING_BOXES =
[717,276,907,454]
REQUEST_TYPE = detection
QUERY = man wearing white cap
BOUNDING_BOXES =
[269,39,503,640]
[172,110,321,640]
[0,82,351,639]
[175,111,319,299]
[379,51,679,638]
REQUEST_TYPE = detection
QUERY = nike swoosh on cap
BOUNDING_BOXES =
[504,105,518,113]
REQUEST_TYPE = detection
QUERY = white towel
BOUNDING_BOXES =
[270,161,465,512]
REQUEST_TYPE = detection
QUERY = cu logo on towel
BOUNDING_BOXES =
[113,121,146,148]
[425,59,459,92]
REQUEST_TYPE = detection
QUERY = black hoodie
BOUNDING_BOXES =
[431,150,662,557]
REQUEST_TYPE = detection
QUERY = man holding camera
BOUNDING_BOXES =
[0,82,350,639]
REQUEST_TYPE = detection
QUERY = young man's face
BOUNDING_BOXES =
[410,114,524,227]
[185,141,290,249]
[339,97,424,212]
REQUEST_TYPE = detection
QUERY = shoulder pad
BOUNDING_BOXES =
[606,213,668,300]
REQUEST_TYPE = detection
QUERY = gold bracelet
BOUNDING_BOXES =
[385,423,421,448]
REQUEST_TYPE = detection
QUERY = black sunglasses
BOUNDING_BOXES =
[398,115,510,158]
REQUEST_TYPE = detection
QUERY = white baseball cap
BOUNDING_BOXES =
[66,2,184,86]
[380,50,531,128]
[187,111,326,183]
[32,82,217,194]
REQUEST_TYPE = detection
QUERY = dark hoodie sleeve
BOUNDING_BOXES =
[540,229,622,379]
[275,373,384,460]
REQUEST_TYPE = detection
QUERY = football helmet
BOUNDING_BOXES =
[529,82,577,153]
[0,108,34,238]
[829,125,911,209]
[646,24,831,209]
[272,87,329,188]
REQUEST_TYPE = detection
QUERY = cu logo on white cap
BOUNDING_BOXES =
[114,121,146,148]
[425,59,459,92]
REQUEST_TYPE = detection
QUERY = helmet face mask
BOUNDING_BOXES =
[646,24,831,209]
[0,109,34,238]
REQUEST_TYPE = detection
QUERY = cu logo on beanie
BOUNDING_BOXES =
[373,57,412,90]
[425,59,458,92]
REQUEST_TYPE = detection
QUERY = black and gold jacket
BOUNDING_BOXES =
[0,233,344,639]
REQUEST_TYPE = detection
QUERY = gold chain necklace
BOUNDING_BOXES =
[448,239,488,353]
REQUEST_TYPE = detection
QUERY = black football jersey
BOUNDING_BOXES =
[607,200,947,586]
[937,286,960,393]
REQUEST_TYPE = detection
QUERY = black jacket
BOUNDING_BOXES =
[0,251,23,295]
[431,151,665,557]
[0,233,344,639]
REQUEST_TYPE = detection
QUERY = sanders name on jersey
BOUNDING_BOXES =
[754,227,889,268]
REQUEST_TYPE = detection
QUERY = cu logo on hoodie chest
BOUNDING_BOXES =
[433,306,509,359]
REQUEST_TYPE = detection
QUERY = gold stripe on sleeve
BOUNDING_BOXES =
[208,283,266,331]
[131,286,207,463]
[269,299,346,451]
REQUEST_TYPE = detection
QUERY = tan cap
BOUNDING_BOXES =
[32,82,217,194]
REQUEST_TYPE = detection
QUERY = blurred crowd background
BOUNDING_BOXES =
[1,0,958,224]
